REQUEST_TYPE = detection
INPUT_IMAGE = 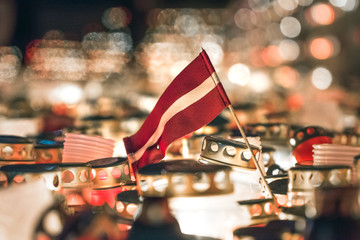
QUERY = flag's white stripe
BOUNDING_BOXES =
[132,73,217,162]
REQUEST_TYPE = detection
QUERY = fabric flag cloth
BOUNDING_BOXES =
[123,49,231,174]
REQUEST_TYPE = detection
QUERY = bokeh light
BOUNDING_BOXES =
[309,38,332,60]
[249,71,271,92]
[278,39,300,61]
[311,67,333,90]
[174,14,201,37]
[330,0,359,12]
[0,46,22,82]
[234,8,256,30]
[307,3,335,26]
[84,81,103,100]
[277,0,299,11]
[280,17,301,38]
[261,45,283,66]
[49,84,83,105]
[227,63,251,86]
[102,7,132,30]
[274,66,299,88]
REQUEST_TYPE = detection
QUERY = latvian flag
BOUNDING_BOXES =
[123,49,231,174]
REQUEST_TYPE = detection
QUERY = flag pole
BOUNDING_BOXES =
[210,71,275,200]
[227,105,275,199]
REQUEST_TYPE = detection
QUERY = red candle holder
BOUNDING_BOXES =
[289,126,333,165]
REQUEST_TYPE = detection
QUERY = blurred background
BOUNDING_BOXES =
[0,0,360,142]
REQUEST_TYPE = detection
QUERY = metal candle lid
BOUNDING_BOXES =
[58,162,91,188]
[0,163,61,191]
[34,140,63,163]
[238,198,280,226]
[137,159,233,198]
[0,135,35,161]
[245,123,289,142]
[288,165,352,206]
[88,157,132,189]
[199,136,260,170]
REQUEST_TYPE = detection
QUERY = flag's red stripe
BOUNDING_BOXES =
[132,86,228,171]
[200,49,215,74]
[124,53,214,154]
[160,85,228,148]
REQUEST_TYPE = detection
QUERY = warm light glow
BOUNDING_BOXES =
[169,194,252,239]
[274,66,299,88]
[262,45,283,66]
[116,201,125,213]
[170,60,189,78]
[277,0,299,11]
[249,204,262,216]
[136,95,157,112]
[0,48,22,81]
[111,168,122,179]
[126,203,138,215]
[201,43,224,67]
[310,37,334,60]
[280,17,301,38]
[227,63,251,86]
[310,3,335,25]
[249,71,271,92]
[49,84,83,105]
[234,8,256,30]
[62,170,74,183]
[84,81,103,100]
[66,193,86,206]
[97,170,108,181]
[174,14,200,37]
[250,47,266,67]
[311,67,333,90]
[278,39,300,61]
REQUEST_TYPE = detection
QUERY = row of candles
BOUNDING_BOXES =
[0,122,360,239]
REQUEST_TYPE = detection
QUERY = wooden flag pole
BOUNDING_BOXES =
[208,68,275,199]
[227,105,275,199]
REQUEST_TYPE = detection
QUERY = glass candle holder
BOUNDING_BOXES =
[58,162,92,214]
[289,126,333,165]
[288,165,352,207]
[0,163,61,191]
[88,157,133,208]
[199,135,263,200]
[136,159,250,239]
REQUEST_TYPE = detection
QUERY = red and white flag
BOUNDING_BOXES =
[123,49,231,173]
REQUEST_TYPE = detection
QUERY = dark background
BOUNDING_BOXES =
[9,0,231,52]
